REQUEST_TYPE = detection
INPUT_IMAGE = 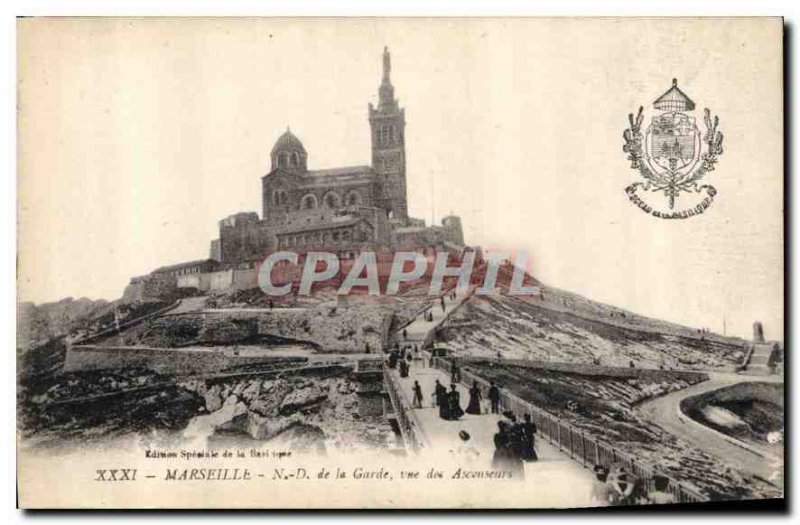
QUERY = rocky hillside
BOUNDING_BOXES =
[437,293,749,370]
[18,297,115,348]
[18,367,205,446]
[17,299,174,380]
[20,365,396,453]
[109,300,424,354]
[179,367,396,452]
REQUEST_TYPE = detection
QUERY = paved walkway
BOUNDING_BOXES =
[168,296,208,314]
[166,297,306,316]
[388,362,601,506]
[394,287,470,347]
[636,373,784,484]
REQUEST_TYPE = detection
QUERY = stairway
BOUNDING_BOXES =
[744,343,778,376]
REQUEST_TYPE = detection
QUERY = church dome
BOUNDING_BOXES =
[271,128,307,155]
[271,128,308,172]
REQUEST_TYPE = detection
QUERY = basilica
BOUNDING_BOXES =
[124,47,465,300]
[209,46,463,264]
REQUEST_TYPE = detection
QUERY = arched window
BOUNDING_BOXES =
[323,192,341,209]
[290,151,300,167]
[300,194,318,210]
[272,190,288,205]
[277,152,290,168]
[346,191,362,206]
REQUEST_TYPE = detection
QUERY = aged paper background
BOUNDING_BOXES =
[17,17,783,508]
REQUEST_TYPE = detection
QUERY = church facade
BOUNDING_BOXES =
[124,47,465,301]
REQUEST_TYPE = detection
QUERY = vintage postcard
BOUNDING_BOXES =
[16,17,784,509]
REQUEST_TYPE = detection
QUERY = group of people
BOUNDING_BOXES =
[430,379,465,420]
[591,464,677,506]
[387,345,422,378]
[421,377,503,422]
[491,412,539,478]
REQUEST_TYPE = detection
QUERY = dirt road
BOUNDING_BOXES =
[636,373,783,484]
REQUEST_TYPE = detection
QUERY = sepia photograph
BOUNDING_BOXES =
[13,14,785,511]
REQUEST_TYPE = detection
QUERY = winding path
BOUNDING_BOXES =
[635,373,783,484]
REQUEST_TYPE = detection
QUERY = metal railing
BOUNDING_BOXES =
[383,368,429,453]
[432,357,707,503]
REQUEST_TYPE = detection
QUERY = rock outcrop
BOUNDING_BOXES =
[183,369,396,451]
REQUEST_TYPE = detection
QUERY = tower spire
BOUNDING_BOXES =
[382,46,391,84]
[378,46,396,110]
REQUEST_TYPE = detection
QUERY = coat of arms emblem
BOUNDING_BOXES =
[623,79,724,218]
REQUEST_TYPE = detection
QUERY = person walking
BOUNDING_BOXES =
[447,384,464,420]
[521,413,538,461]
[488,381,501,414]
[399,359,409,378]
[492,421,524,479]
[412,380,424,409]
[450,361,460,384]
[492,421,510,469]
[465,380,482,415]
[437,381,450,419]
[507,413,524,460]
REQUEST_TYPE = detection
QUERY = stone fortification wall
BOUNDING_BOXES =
[177,269,258,293]
[64,344,304,375]
[122,275,177,303]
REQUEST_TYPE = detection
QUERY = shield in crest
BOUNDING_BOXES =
[645,112,700,175]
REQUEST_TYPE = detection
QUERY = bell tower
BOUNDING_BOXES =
[369,46,408,220]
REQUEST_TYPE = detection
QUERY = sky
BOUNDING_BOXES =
[17,17,783,340]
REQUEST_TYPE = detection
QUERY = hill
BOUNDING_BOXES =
[436,288,750,370]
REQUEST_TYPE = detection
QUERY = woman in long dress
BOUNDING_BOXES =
[436,381,449,419]
[465,381,482,415]
[492,421,510,469]
[447,384,464,420]
[492,421,524,479]
[521,413,538,461]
